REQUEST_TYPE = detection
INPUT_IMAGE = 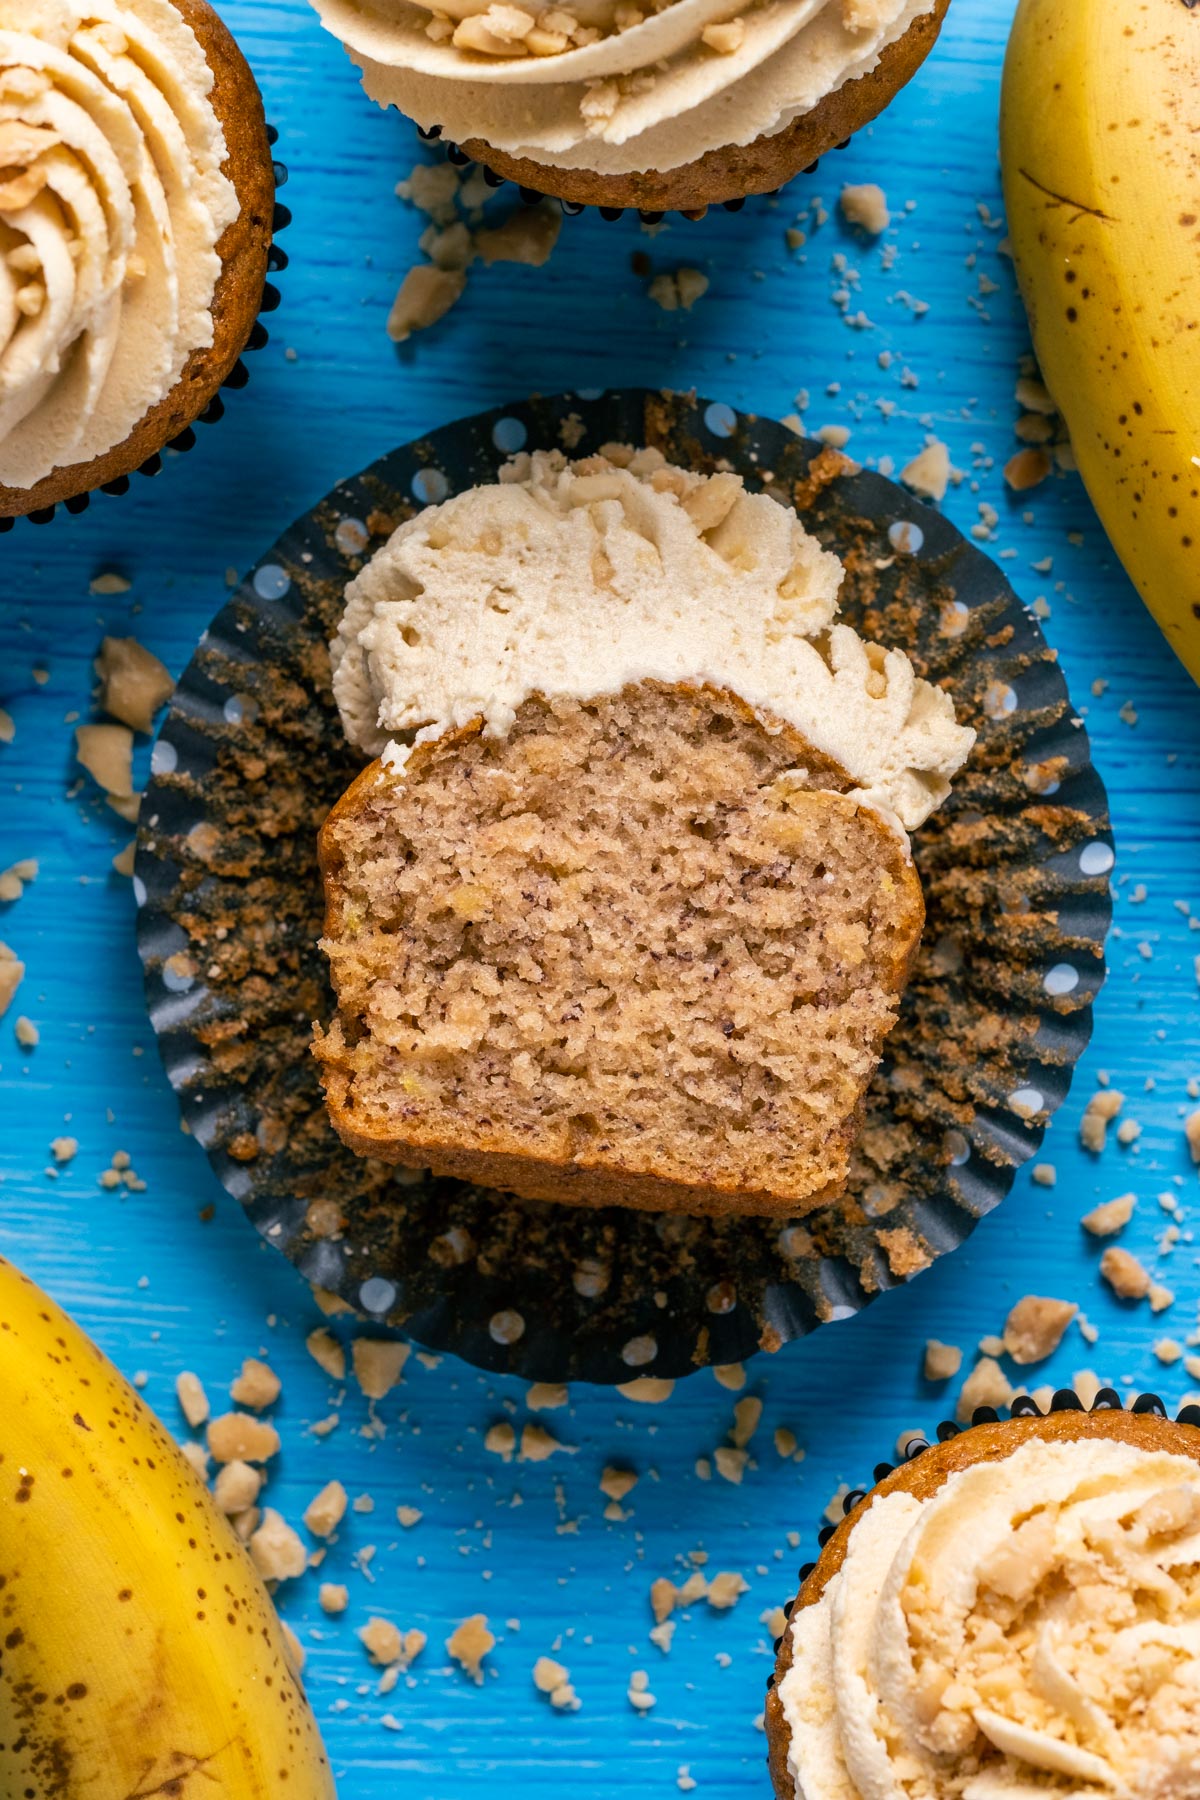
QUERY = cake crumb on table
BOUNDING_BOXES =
[647,268,709,312]
[387,265,465,342]
[359,1618,426,1669]
[304,1479,348,1538]
[533,1655,579,1709]
[94,636,174,733]
[526,1382,568,1410]
[319,1583,349,1615]
[1082,1193,1136,1236]
[923,1340,962,1381]
[627,1669,656,1712]
[49,1135,77,1164]
[900,438,957,502]
[839,183,889,234]
[1030,1162,1056,1187]
[1186,1109,1200,1163]
[397,1505,423,1527]
[206,1412,281,1463]
[248,1509,306,1582]
[956,1356,1015,1423]
[213,1460,262,1514]
[447,1614,495,1684]
[306,1327,346,1382]
[352,1338,409,1400]
[1099,1246,1151,1301]
[175,1370,209,1429]
[0,944,24,1016]
[1002,1296,1077,1365]
[230,1357,281,1410]
[1080,1088,1124,1153]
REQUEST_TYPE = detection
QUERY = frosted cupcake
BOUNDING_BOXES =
[311,0,951,212]
[0,0,276,520]
[766,1404,1200,1798]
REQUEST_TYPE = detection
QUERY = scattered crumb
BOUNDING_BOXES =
[617,1378,674,1403]
[647,267,709,312]
[75,722,133,797]
[1155,1338,1183,1365]
[248,1509,306,1582]
[839,182,889,234]
[15,1013,39,1048]
[175,1370,210,1429]
[230,1358,281,1410]
[773,1426,799,1458]
[213,1460,262,1515]
[49,1135,77,1164]
[397,1505,423,1528]
[1099,1246,1151,1301]
[1082,1193,1136,1236]
[1031,1163,1056,1188]
[304,1479,349,1539]
[359,1618,426,1669]
[320,1583,349,1615]
[1004,447,1051,492]
[1150,1283,1175,1314]
[352,1338,409,1400]
[628,1669,656,1712]
[533,1655,579,1709]
[520,1423,575,1462]
[485,1421,516,1462]
[956,1357,1015,1423]
[474,201,561,268]
[599,1466,638,1503]
[526,1382,568,1410]
[306,1327,346,1382]
[94,636,174,733]
[900,438,956,502]
[706,1571,748,1610]
[1002,1296,1078,1365]
[0,858,36,902]
[923,1340,962,1382]
[388,265,466,342]
[1080,1089,1124,1153]
[713,1446,748,1484]
[206,1412,281,1463]
[1186,1110,1200,1164]
[0,943,24,1017]
[713,1364,745,1392]
[447,1614,495,1684]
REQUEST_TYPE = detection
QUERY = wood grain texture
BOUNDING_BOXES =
[0,2,1198,1796]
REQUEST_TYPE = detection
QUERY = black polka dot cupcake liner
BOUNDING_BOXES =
[0,134,289,534]
[132,388,1112,1384]
[418,122,851,223]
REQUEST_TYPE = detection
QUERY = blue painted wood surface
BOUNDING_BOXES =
[1,1,1199,1793]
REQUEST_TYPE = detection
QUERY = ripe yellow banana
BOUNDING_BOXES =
[1000,0,1200,685]
[0,1253,336,1798]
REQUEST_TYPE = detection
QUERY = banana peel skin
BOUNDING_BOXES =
[1000,0,1200,685]
[0,1253,337,1798]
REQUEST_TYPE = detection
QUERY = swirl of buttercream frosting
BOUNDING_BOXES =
[309,0,937,178]
[0,0,238,490]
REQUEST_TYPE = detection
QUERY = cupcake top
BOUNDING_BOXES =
[330,445,975,832]
[0,0,238,492]
[780,1433,1200,1798]
[311,0,938,177]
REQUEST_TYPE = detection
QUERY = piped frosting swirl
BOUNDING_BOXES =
[0,0,238,491]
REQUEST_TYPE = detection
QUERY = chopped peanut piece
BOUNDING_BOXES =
[248,1509,306,1582]
[206,1412,281,1463]
[94,636,174,733]
[230,1358,281,1410]
[175,1370,209,1429]
[956,1357,1015,1424]
[1002,1296,1077,1365]
[924,1340,962,1382]
[352,1337,410,1400]
[1100,1246,1151,1300]
[447,1614,495,1683]
[1082,1193,1136,1236]
[306,1327,346,1382]
[213,1460,262,1515]
[304,1479,348,1539]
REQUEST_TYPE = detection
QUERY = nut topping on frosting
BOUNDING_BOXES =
[310,0,939,179]
[0,0,238,491]
[331,446,974,833]
[780,1437,1200,1799]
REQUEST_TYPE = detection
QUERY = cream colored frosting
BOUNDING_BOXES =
[0,0,238,491]
[310,0,936,177]
[780,1436,1200,1800]
[331,446,974,832]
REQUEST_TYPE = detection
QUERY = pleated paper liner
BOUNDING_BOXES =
[134,388,1112,1385]
[419,124,854,224]
[0,137,290,533]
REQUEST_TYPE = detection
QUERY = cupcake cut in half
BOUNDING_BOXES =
[0,0,275,519]
[313,446,974,1218]
[312,0,951,211]
[767,1405,1200,1800]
